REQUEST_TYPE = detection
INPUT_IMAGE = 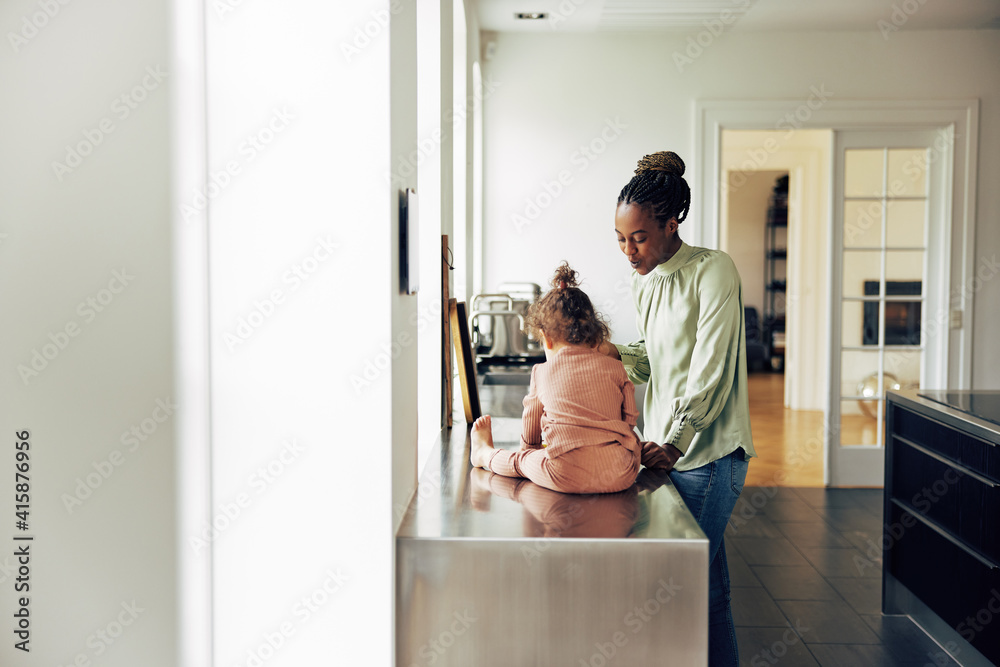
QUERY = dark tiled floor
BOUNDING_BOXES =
[730,486,960,667]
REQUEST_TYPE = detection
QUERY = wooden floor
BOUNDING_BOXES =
[746,372,826,487]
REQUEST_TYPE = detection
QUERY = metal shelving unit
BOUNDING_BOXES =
[764,174,789,371]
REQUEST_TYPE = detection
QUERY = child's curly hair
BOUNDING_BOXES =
[525,262,610,347]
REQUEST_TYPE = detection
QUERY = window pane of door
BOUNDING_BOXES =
[844,200,883,248]
[841,349,880,397]
[841,398,880,446]
[887,148,928,197]
[843,251,882,298]
[845,149,885,197]
[886,199,926,247]
[885,351,921,389]
[841,300,868,347]
[886,250,924,283]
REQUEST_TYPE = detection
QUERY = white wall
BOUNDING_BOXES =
[0,1,177,665]
[205,1,415,665]
[723,169,786,314]
[0,0,470,664]
[481,29,1000,388]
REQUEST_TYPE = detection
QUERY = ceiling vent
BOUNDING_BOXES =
[599,0,757,30]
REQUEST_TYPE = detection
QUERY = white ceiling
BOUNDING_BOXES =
[474,0,1000,32]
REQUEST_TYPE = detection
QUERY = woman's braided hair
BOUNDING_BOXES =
[617,151,690,228]
[525,262,610,347]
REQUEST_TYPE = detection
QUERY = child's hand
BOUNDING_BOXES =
[598,341,621,360]
[640,441,683,471]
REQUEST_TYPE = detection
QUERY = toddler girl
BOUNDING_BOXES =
[470,262,645,493]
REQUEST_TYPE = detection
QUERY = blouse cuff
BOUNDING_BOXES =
[615,344,639,370]
[665,416,695,455]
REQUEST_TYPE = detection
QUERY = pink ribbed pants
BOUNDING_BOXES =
[488,443,639,494]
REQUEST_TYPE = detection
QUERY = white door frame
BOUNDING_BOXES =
[694,99,979,484]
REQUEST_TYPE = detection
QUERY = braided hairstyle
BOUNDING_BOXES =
[525,262,610,347]
[617,151,691,228]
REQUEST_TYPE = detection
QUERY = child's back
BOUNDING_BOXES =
[523,346,640,460]
[469,261,643,494]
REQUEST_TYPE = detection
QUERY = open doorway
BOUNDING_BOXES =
[724,169,787,371]
[720,129,832,487]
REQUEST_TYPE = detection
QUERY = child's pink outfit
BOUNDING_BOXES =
[487,346,642,493]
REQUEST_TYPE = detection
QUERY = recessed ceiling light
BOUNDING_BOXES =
[514,12,547,20]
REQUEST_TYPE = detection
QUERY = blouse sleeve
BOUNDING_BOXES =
[665,254,744,454]
[615,340,651,385]
[520,364,544,449]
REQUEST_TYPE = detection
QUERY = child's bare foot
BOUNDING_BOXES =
[470,415,495,468]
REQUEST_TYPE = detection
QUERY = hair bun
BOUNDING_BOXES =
[635,151,685,177]
[551,261,579,290]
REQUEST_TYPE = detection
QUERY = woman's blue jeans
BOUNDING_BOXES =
[669,448,749,667]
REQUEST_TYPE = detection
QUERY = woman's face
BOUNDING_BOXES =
[615,204,677,275]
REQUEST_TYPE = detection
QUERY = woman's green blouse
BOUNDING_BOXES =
[615,242,757,472]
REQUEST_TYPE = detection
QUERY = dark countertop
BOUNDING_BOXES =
[887,389,1000,445]
[917,390,1000,427]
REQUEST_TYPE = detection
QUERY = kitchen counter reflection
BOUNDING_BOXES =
[470,468,643,539]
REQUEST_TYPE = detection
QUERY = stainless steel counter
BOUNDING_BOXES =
[396,420,709,666]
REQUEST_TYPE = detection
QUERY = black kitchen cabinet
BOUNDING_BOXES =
[884,390,1000,666]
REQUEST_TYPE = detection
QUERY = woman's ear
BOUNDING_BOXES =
[541,332,554,350]
[665,217,679,236]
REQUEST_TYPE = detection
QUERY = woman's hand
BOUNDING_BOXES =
[640,441,683,472]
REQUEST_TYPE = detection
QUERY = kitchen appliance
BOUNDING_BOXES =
[470,283,544,383]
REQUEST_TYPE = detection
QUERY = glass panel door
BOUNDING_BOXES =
[828,130,949,486]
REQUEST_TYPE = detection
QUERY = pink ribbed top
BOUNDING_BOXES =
[520,346,641,459]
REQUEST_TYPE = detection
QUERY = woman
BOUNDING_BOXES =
[600,151,756,666]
